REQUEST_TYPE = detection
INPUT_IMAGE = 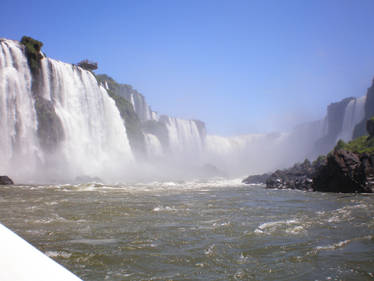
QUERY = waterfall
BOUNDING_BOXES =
[160,116,204,157]
[0,39,134,182]
[127,91,159,122]
[144,133,163,158]
[110,83,159,122]
[203,134,288,175]
[0,39,41,179]
[336,96,366,142]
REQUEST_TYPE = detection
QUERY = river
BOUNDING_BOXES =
[0,179,373,280]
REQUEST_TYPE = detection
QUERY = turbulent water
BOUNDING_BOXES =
[1,180,373,280]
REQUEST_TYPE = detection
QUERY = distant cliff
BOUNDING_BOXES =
[353,79,374,139]
[95,74,207,160]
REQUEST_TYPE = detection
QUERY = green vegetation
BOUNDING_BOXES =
[333,136,374,154]
[20,36,44,75]
[333,116,374,154]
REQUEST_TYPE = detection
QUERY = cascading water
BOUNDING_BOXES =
[160,116,204,157]
[0,39,41,179]
[337,96,367,142]
[108,82,159,122]
[40,58,134,181]
[144,133,163,158]
[0,39,134,182]
[204,133,291,176]
[1,37,369,182]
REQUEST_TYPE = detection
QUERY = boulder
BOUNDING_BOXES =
[265,159,315,191]
[242,173,270,184]
[312,150,372,193]
[0,176,14,185]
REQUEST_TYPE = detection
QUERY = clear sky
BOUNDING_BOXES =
[2,0,374,135]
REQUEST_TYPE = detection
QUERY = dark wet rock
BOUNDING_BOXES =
[312,150,374,193]
[0,176,14,185]
[77,59,98,71]
[20,36,44,75]
[242,173,270,184]
[265,159,315,191]
[34,96,64,151]
[314,97,354,155]
[353,78,374,138]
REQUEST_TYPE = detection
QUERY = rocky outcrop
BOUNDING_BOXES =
[367,117,374,138]
[353,78,374,138]
[242,173,270,184]
[77,60,98,71]
[34,96,64,151]
[313,150,373,193]
[0,176,14,185]
[20,36,44,75]
[265,159,316,191]
[244,151,373,193]
[95,74,146,158]
[314,97,354,155]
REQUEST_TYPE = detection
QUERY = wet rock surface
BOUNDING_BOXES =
[313,150,374,193]
[0,176,14,185]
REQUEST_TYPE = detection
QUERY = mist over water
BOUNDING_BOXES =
[0,38,369,184]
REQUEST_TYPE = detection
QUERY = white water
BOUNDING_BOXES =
[144,133,163,158]
[0,40,41,179]
[0,39,134,182]
[0,38,369,182]
[131,91,159,122]
[111,83,159,122]
[204,133,290,175]
[161,116,204,157]
[336,96,366,142]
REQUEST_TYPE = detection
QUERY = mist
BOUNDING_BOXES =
[0,38,368,185]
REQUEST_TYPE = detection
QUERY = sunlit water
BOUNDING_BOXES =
[1,179,374,280]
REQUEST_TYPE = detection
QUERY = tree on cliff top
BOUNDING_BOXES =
[20,36,44,74]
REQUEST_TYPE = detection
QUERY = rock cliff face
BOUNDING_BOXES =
[314,97,355,155]
[95,74,207,160]
[0,176,14,185]
[95,74,146,158]
[312,150,374,193]
[20,37,65,152]
[353,79,374,138]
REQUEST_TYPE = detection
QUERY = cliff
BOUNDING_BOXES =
[95,74,146,158]
[314,97,355,155]
[243,118,374,193]
[353,78,374,138]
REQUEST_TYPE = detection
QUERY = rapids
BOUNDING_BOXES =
[0,180,373,280]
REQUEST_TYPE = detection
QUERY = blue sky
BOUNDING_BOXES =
[2,0,374,135]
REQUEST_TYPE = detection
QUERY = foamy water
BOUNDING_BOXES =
[1,180,374,280]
